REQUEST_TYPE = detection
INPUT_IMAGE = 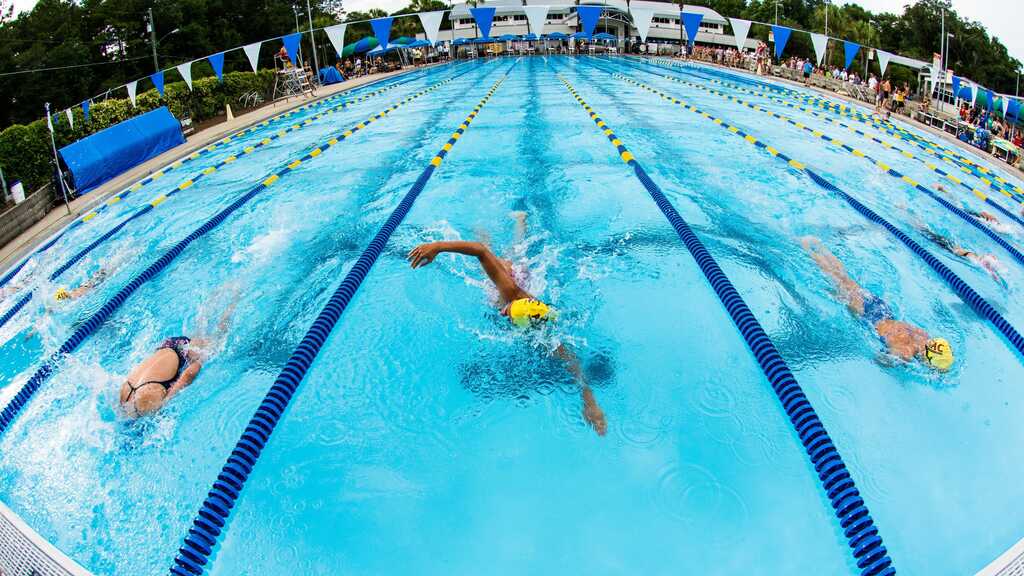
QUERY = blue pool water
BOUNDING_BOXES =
[1,56,1023,575]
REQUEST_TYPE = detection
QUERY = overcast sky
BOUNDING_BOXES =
[9,0,1023,64]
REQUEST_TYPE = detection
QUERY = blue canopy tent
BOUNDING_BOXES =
[571,31,590,40]
[523,33,538,41]
[593,32,616,42]
[547,32,569,40]
[59,106,184,195]
[498,34,517,41]
[453,37,468,45]
[407,39,431,48]
[343,36,379,56]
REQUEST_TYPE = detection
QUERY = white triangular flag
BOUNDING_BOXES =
[127,80,138,107]
[46,107,53,133]
[877,50,892,77]
[973,83,982,107]
[177,61,194,89]
[729,18,751,52]
[629,7,654,43]
[810,33,828,66]
[523,6,550,37]
[1003,96,1010,115]
[241,42,261,72]
[66,108,74,130]
[324,24,347,57]
[417,12,443,45]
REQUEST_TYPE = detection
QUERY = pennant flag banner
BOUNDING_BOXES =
[951,75,961,102]
[523,5,550,37]
[82,100,90,123]
[809,32,828,66]
[1002,96,1009,116]
[417,12,444,44]
[46,104,53,133]
[325,24,347,57]
[66,108,74,130]
[208,52,225,81]
[127,80,138,107]
[282,33,301,65]
[729,18,751,52]
[877,49,892,77]
[577,5,602,39]
[959,85,972,103]
[468,7,495,39]
[985,88,994,110]
[1008,99,1020,121]
[843,40,859,70]
[151,70,165,97]
[177,61,194,89]
[371,17,394,49]
[771,25,791,59]
[680,12,703,47]
[973,84,982,107]
[242,42,262,72]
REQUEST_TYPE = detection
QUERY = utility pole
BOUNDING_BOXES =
[147,8,158,72]
[824,0,829,67]
[306,0,321,80]
[774,0,779,25]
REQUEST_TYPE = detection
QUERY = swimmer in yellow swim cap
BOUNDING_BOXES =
[51,268,111,303]
[802,237,954,371]
[408,213,607,435]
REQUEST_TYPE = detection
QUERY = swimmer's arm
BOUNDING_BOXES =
[555,344,607,436]
[409,241,522,301]
[165,352,203,401]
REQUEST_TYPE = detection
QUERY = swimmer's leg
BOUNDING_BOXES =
[510,210,527,245]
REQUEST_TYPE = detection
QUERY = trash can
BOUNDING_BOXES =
[10,180,24,204]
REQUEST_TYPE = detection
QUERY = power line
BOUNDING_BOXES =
[0,55,149,77]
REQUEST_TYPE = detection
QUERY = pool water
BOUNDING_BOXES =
[1,55,1023,576]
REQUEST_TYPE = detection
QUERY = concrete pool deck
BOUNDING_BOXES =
[0,64,437,277]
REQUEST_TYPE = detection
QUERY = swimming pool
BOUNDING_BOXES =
[1,54,1023,575]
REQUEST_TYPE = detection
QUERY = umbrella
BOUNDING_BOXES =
[453,37,468,45]
[571,31,590,40]
[341,36,379,57]
[391,36,415,46]
[523,33,538,41]
[593,32,616,41]
[474,37,493,44]
[407,39,431,48]
[498,34,517,41]
[547,32,569,40]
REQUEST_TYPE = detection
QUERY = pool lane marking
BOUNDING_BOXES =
[556,71,897,576]
[0,62,500,439]
[594,64,1024,362]
[0,65,487,334]
[0,65,460,292]
[603,67,1024,267]
[636,57,1024,200]
[169,61,517,576]
[640,57,1024,195]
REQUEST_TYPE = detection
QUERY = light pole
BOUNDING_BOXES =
[823,0,829,67]
[146,9,178,73]
[306,0,321,81]
[774,0,780,25]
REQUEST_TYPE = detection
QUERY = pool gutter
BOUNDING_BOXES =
[0,499,92,576]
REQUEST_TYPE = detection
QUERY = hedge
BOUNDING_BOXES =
[0,69,276,197]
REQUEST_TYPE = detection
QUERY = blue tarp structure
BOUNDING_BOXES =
[59,106,184,195]
[319,66,344,85]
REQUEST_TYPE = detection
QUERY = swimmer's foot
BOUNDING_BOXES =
[509,211,527,223]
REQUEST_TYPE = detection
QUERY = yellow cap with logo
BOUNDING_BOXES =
[924,337,954,371]
[508,298,552,328]
[54,287,71,302]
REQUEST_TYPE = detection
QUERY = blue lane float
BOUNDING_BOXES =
[169,61,517,576]
[554,70,895,576]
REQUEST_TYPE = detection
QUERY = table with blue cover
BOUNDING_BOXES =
[319,67,344,85]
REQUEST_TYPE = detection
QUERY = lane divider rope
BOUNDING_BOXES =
[604,64,1024,268]
[594,61,1024,362]
[0,61,494,438]
[169,60,517,576]
[0,64,483,334]
[556,70,896,576]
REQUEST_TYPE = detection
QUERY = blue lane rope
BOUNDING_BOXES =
[0,62,491,439]
[169,60,517,576]
[0,63,484,334]
[554,69,895,576]
[604,59,1024,270]
[0,64,453,291]
[585,58,1024,361]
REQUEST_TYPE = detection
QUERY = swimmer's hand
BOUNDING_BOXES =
[582,387,607,437]
[408,243,441,269]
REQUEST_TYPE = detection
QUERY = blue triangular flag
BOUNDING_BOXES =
[770,25,791,59]
[1007,99,1020,121]
[468,8,495,39]
[371,17,394,49]
[151,70,165,97]
[843,41,859,70]
[577,5,602,39]
[951,76,961,101]
[960,86,972,103]
[282,33,302,66]
[208,52,225,81]
[680,12,703,47]
[82,100,90,122]
[985,89,994,111]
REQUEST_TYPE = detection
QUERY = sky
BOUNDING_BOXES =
[8,0,1023,63]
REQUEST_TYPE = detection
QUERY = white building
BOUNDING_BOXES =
[440,0,757,49]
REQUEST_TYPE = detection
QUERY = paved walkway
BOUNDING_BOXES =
[0,65,431,275]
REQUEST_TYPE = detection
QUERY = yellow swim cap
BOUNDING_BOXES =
[54,287,70,302]
[924,338,954,371]
[508,298,551,328]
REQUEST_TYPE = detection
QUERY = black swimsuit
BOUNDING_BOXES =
[122,336,191,402]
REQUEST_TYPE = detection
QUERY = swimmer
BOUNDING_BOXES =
[53,268,109,302]
[802,237,953,371]
[119,301,236,418]
[408,212,608,436]
[915,224,1006,286]
[935,184,1017,235]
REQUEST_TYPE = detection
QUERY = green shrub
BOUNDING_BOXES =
[0,69,275,196]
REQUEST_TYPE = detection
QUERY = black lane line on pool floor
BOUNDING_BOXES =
[0,61,497,442]
[0,61,487,335]
[169,59,519,576]
[576,57,1024,364]
[550,60,896,576]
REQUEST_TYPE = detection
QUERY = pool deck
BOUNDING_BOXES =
[0,64,433,277]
